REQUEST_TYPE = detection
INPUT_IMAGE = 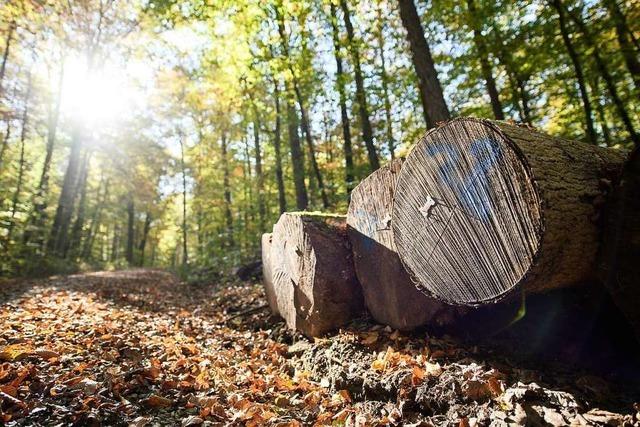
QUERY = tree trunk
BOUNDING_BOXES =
[375,6,397,158]
[347,158,461,330]
[329,3,355,194]
[0,21,15,96]
[286,96,308,210]
[7,71,32,243]
[138,212,151,266]
[564,0,639,146]
[48,128,83,256]
[275,6,330,208]
[68,152,91,258]
[125,198,134,264]
[550,0,597,144]
[82,178,109,259]
[392,118,625,306]
[271,212,364,337]
[252,110,266,231]
[261,232,279,316]
[592,76,613,146]
[25,61,64,247]
[273,81,287,214]
[466,0,504,120]
[396,0,450,128]
[179,133,188,265]
[599,148,640,342]
[340,0,380,172]
[111,222,120,262]
[221,132,234,248]
[0,123,11,172]
[603,0,640,92]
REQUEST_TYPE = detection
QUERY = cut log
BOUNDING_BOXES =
[271,212,364,337]
[347,158,461,330]
[599,148,640,342]
[393,118,626,305]
[261,233,279,316]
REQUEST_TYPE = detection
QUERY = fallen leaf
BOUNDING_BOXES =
[142,394,173,408]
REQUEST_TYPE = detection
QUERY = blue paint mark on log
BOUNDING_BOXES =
[425,137,501,222]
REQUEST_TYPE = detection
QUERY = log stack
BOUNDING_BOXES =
[261,117,633,338]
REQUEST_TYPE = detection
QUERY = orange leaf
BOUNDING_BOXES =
[143,394,173,408]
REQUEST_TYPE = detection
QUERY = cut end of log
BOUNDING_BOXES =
[271,212,364,337]
[261,233,279,316]
[393,118,543,305]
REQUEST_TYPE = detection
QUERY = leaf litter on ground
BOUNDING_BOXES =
[0,269,638,426]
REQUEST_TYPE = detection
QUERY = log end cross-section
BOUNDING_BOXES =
[393,118,625,305]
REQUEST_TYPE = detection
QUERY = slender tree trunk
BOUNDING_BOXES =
[466,0,504,120]
[7,71,32,242]
[125,198,134,264]
[275,5,330,208]
[48,127,83,255]
[179,133,188,265]
[550,0,597,144]
[25,62,64,247]
[329,3,355,194]
[339,0,380,171]
[286,96,308,210]
[592,76,613,146]
[603,0,640,91]
[565,1,639,146]
[110,222,119,262]
[397,0,450,128]
[0,123,11,173]
[375,6,397,159]
[0,21,15,96]
[273,81,287,213]
[82,178,108,259]
[68,152,91,258]
[221,132,234,248]
[138,212,151,266]
[251,106,265,231]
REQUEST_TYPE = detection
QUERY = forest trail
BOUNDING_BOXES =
[0,270,639,426]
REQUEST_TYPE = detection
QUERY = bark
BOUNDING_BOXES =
[599,148,640,342]
[68,152,91,257]
[339,0,380,172]
[396,0,450,128]
[138,212,151,266]
[392,118,625,305]
[179,133,188,265]
[221,133,234,248]
[375,6,397,158]
[48,128,83,256]
[25,62,64,247]
[271,212,364,337]
[252,111,266,231]
[275,6,330,208]
[329,3,355,193]
[273,81,287,214]
[7,71,32,242]
[82,178,109,259]
[564,1,639,146]
[466,0,504,120]
[261,232,279,316]
[603,0,640,92]
[347,158,462,330]
[286,97,308,210]
[0,21,15,96]
[550,0,597,144]
[125,198,134,264]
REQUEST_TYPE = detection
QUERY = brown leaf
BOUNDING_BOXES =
[142,394,173,408]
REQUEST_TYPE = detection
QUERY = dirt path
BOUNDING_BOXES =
[0,270,638,426]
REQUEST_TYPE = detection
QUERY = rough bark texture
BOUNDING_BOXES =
[347,159,460,330]
[599,148,640,342]
[271,213,364,337]
[396,0,450,128]
[393,118,625,305]
[261,233,279,316]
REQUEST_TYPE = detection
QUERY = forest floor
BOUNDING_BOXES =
[0,270,639,426]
